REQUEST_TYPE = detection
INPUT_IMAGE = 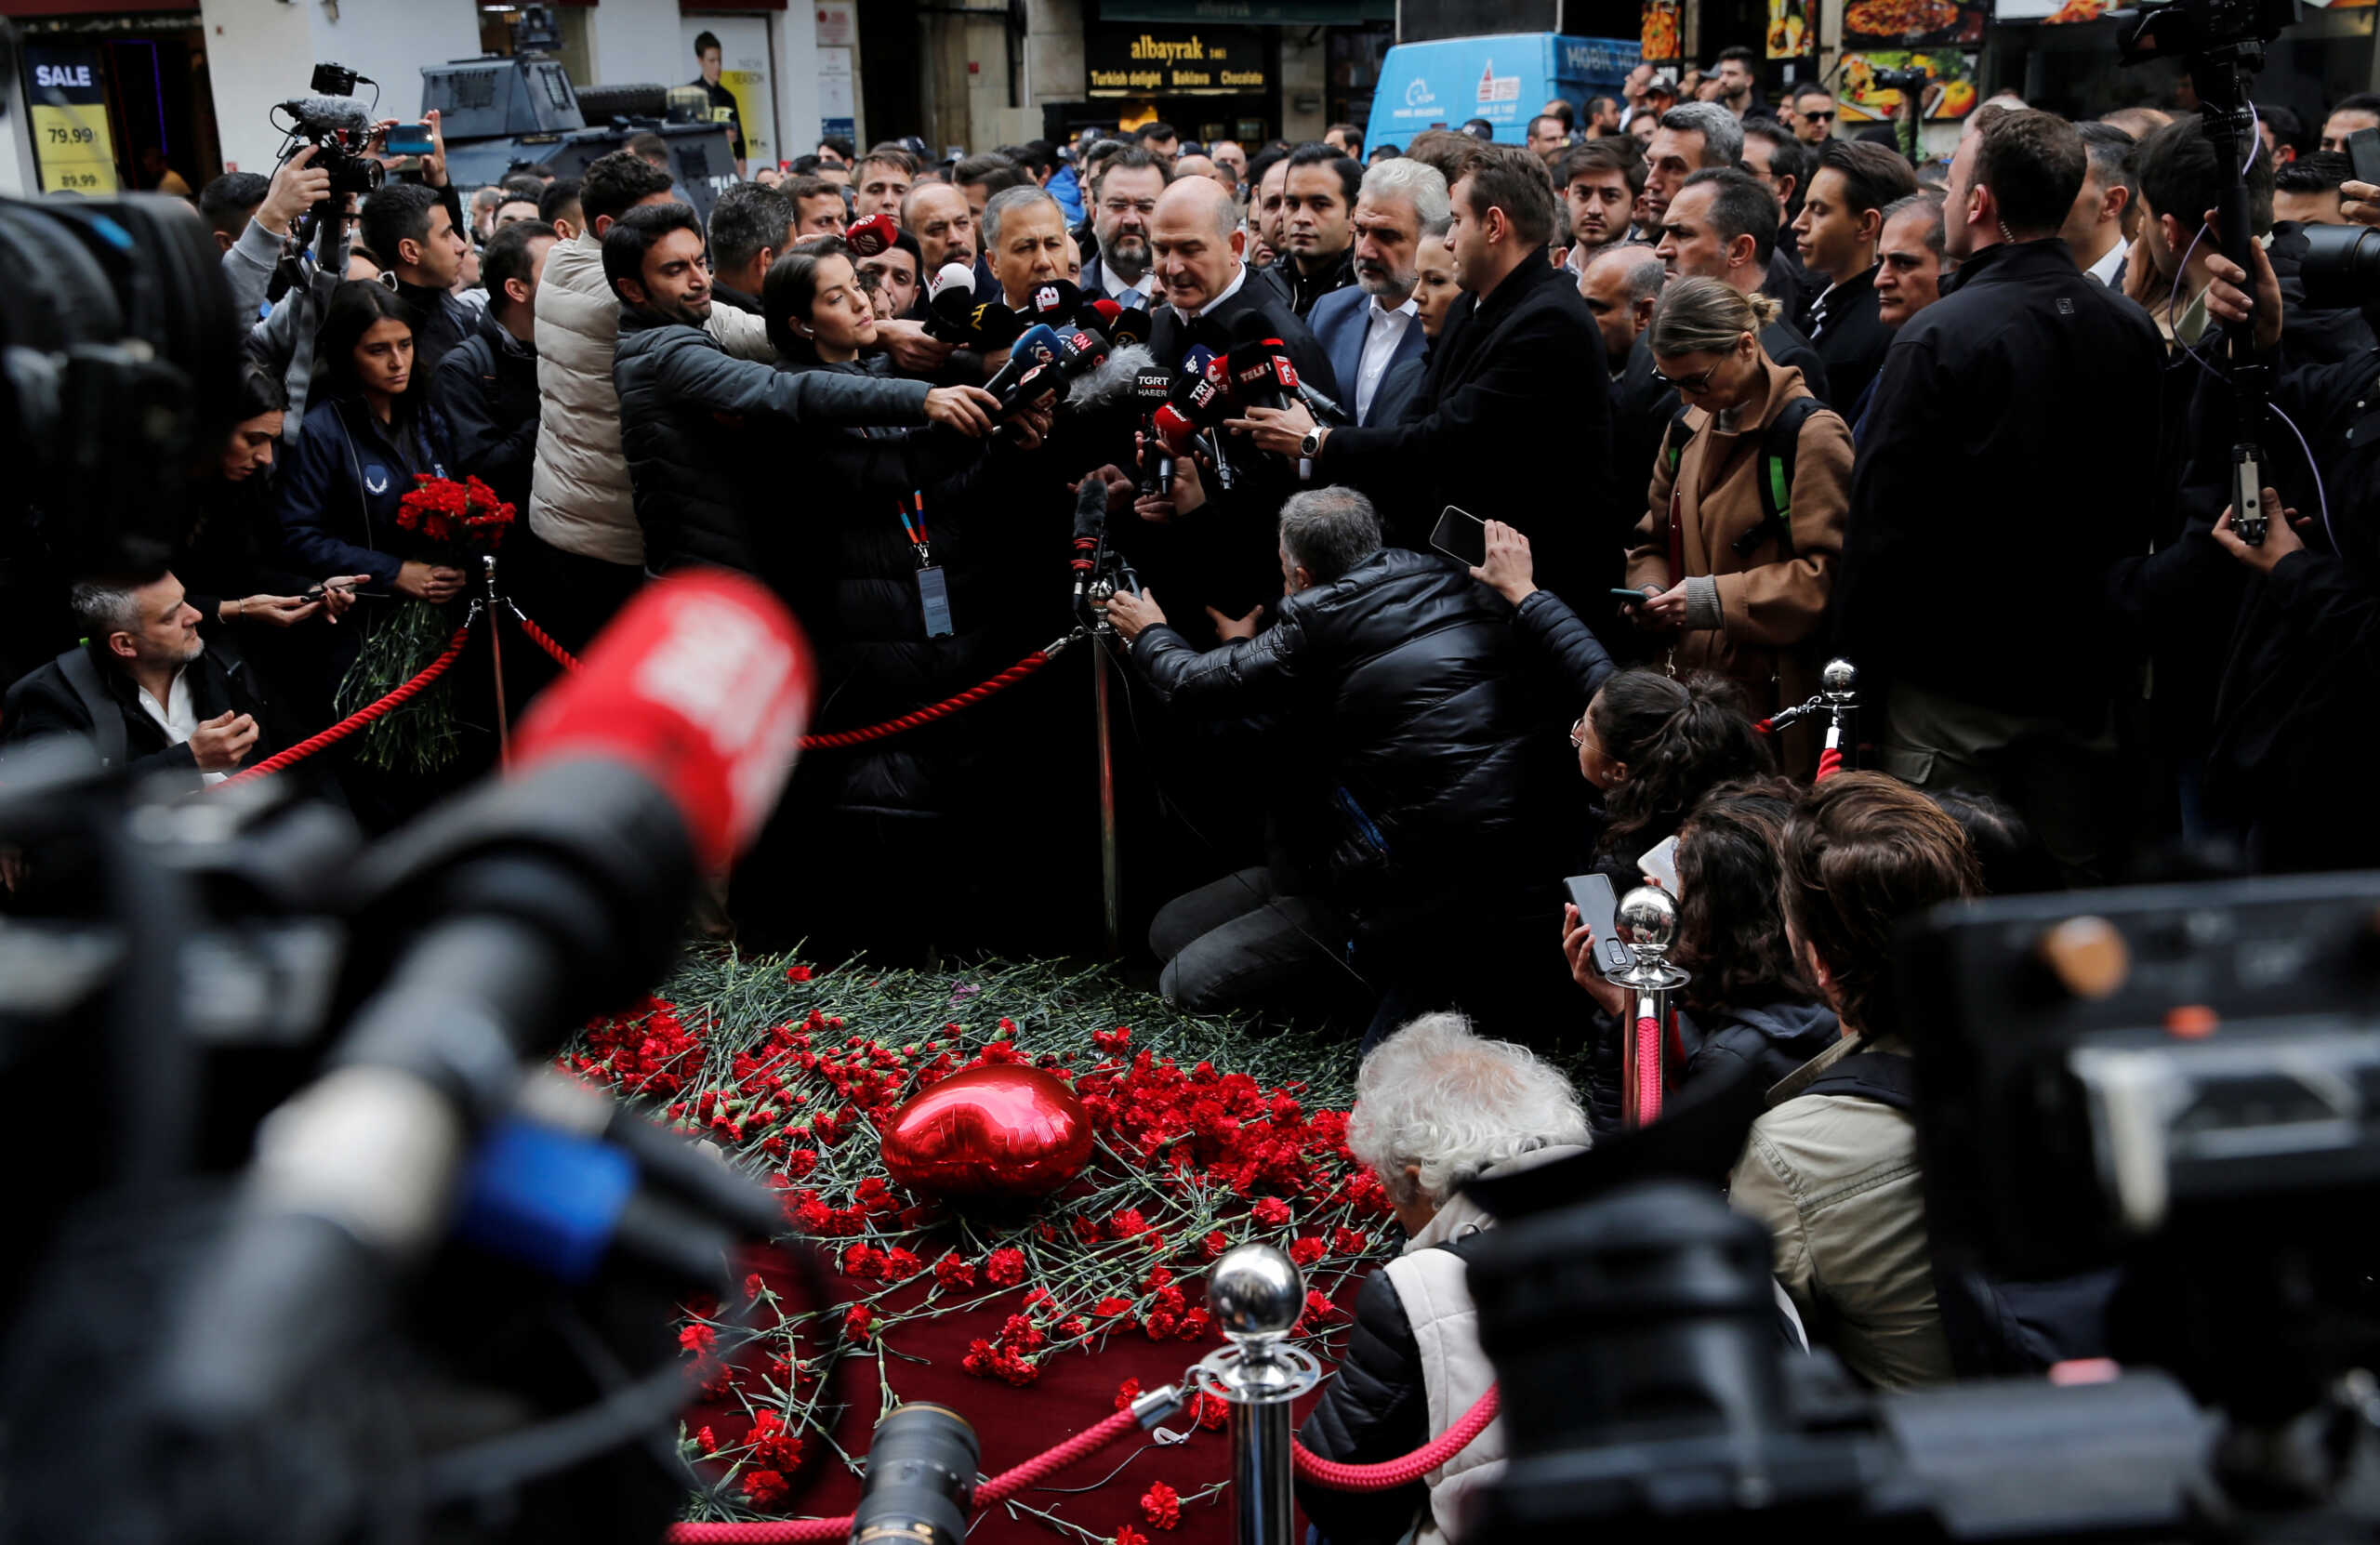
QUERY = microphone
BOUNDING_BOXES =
[1071,473,1111,601]
[281,94,373,139]
[844,212,899,258]
[1107,306,1153,350]
[983,323,1064,404]
[1133,363,1178,496]
[1260,335,1348,423]
[157,574,816,1432]
[1022,278,1083,328]
[1163,364,1235,491]
[926,261,974,303]
[1065,340,1155,413]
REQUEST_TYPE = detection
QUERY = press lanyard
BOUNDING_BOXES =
[901,489,954,639]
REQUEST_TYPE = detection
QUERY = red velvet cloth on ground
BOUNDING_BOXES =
[688,1253,1357,1543]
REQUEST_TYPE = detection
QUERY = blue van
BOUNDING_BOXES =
[1367,33,1642,149]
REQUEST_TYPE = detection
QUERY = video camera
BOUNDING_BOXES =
[264,60,386,298]
[1463,871,2380,1539]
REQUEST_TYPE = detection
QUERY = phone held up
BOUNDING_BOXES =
[1564,872,1636,977]
[1430,505,1487,570]
[383,121,436,157]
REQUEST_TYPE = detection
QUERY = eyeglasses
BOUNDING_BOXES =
[1569,715,1589,750]
[1652,362,1721,393]
[1102,198,1157,217]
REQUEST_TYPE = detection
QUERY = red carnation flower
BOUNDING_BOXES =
[677,1323,716,1355]
[984,1247,1025,1287]
[1140,1481,1182,1530]
[1251,1196,1291,1225]
[1287,1235,1326,1268]
[786,965,813,982]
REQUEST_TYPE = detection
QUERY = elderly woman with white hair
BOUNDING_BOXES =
[1295,1012,1591,1545]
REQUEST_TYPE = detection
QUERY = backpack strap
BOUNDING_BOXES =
[1659,403,1698,476]
[1730,395,1821,561]
[1802,1050,1917,1112]
[57,645,127,772]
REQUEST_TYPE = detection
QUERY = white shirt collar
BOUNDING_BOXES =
[1368,292,1420,322]
[1100,261,1155,304]
[2085,240,2126,286]
[1172,262,1247,324]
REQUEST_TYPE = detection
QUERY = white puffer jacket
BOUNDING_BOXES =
[528,230,776,566]
[1382,1143,1587,1542]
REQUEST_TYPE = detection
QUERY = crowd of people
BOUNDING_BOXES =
[7,47,2380,1537]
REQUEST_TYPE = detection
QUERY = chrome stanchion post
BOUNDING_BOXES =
[1088,576,1123,957]
[1610,885,1689,1129]
[1196,1244,1322,1545]
[481,553,510,772]
[1821,657,1858,770]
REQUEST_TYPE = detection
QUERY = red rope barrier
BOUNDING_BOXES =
[796,649,1062,751]
[1290,1385,1501,1491]
[662,1408,1141,1545]
[1815,746,1844,782]
[511,607,582,673]
[218,624,473,788]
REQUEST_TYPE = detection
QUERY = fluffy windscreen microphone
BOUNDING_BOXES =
[281,94,373,137]
[844,213,898,258]
[926,262,975,302]
[1066,342,1156,412]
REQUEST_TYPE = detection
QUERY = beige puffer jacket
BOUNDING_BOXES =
[528,230,776,566]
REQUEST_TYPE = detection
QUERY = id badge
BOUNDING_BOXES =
[916,564,954,638]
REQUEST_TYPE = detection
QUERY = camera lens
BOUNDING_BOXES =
[849,1404,978,1545]
[2294,222,2380,311]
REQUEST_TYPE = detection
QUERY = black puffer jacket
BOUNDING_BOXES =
[1129,548,1577,931]
[1583,995,1840,1135]
[1291,1257,1440,1544]
[612,309,932,574]
[768,354,1061,816]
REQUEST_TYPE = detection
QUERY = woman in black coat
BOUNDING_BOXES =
[736,239,1064,954]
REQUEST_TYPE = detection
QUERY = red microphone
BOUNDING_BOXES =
[844,212,899,258]
[515,572,816,876]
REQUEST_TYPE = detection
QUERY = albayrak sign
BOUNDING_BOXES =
[1086,26,1268,98]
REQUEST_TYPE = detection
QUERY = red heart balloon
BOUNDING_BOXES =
[879,1064,1095,1197]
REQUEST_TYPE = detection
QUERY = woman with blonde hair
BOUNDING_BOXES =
[1622,276,1852,774]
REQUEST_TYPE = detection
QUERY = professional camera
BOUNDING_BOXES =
[267,61,385,269]
[1464,872,2380,1540]
[2295,222,2380,308]
[1872,65,1931,95]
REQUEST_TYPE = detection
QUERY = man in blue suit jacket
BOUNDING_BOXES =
[1303,157,1443,429]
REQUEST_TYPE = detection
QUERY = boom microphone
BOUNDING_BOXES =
[844,213,899,258]
[279,93,373,138]
[1066,341,1156,413]
[157,574,816,1432]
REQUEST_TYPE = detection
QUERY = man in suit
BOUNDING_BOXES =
[1138,176,1340,623]
[1232,143,1617,613]
[1655,166,1832,403]
[1078,144,1168,310]
[1257,143,1364,319]
[1306,158,1446,429]
[1792,140,1917,414]
[1580,244,1672,522]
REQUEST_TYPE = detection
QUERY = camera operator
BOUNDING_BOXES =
[1295,1012,1592,1545]
[1729,772,1981,1390]
[198,171,269,257]
[1104,486,1580,1043]
[235,111,465,437]
[604,205,999,576]
[1833,109,2162,886]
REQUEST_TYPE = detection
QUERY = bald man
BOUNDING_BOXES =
[1136,175,1342,622]
[1582,244,1677,521]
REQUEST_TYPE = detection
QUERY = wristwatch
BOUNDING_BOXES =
[1298,426,1326,458]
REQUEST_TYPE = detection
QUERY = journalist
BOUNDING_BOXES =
[1296,1011,1592,1545]
[1104,487,1580,1039]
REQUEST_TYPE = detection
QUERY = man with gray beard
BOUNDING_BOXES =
[1305,158,1445,428]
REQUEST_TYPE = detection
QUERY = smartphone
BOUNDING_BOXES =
[384,121,436,156]
[1565,872,1636,977]
[2350,125,2380,191]
[1639,835,1680,895]
[1430,505,1487,568]
[1610,587,1652,607]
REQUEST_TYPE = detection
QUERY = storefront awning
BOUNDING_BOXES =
[1097,0,1394,23]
